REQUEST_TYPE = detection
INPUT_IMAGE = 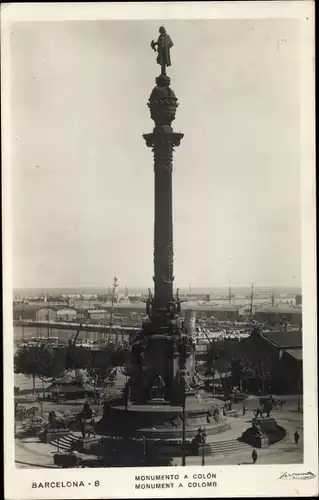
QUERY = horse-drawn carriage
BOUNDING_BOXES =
[15,404,39,421]
[22,415,45,434]
[271,398,286,410]
[47,405,97,439]
[48,410,79,430]
[253,396,286,418]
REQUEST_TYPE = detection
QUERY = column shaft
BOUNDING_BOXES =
[153,141,173,308]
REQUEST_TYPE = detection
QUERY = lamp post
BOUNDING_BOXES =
[211,366,216,398]
[143,436,147,465]
[197,427,207,466]
[297,377,302,412]
[39,396,44,417]
[182,391,186,466]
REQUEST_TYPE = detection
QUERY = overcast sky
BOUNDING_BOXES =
[10,19,301,289]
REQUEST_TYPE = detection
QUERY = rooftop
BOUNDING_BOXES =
[13,304,73,312]
[284,348,302,362]
[261,329,302,348]
[255,305,302,314]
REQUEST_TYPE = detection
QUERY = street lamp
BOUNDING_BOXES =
[201,428,207,466]
[143,436,147,465]
[297,378,302,412]
[181,391,186,466]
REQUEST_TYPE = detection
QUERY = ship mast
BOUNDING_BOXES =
[228,281,232,307]
[108,276,119,342]
[249,283,254,333]
[228,256,232,306]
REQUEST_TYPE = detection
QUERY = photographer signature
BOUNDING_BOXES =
[278,471,315,480]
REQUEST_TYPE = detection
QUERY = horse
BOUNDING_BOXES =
[48,411,68,430]
[253,407,266,418]
[80,419,96,439]
[22,415,45,434]
[278,399,286,409]
[15,404,29,421]
[25,406,39,419]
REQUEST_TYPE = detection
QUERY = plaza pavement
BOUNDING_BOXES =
[14,374,303,468]
[14,407,303,469]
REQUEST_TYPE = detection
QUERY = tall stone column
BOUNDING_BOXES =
[129,29,197,405]
[143,74,183,318]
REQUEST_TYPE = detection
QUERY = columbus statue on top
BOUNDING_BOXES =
[151,26,174,75]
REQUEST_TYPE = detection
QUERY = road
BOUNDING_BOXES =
[204,393,303,413]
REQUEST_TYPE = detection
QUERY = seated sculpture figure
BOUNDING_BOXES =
[179,369,192,392]
[252,418,263,436]
[151,373,166,400]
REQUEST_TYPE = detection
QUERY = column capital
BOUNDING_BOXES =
[143,130,184,149]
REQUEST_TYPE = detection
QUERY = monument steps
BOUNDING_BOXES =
[48,433,80,452]
[208,438,253,455]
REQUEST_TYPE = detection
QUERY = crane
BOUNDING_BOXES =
[196,318,213,345]
[65,322,84,369]
[71,322,84,347]
[249,283,254,333]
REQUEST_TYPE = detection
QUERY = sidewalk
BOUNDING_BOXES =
[15,439,57,468]
[14,410,303,469]
[172,439,303,466]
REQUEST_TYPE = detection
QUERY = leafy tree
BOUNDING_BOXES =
[205,342,233,396]
[231,356,250,392]
[64,345,92,370]
[14,345,63,394]
[108,344,131,367]
[88,349,117,390]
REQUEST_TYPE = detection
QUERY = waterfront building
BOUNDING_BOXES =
[254,305,302,326]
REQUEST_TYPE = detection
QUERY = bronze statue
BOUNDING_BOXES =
[146,288,153,318]
[195,427,207,445]
[151,27,173,75]
[155,373,165,388]
[151,373,166,399]
[171,415,181,428]
[252,419,263,437]
[180,369,192,392]
[123,381,130,410]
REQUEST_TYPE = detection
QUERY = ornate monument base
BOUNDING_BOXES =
[240,417,287,448]
[101,394,228,440]
[72,394,230,465]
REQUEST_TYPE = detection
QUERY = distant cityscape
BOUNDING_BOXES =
[13,282,302,350]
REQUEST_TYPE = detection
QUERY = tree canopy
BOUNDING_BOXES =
[14,343,131,391]
[14,344,64,381]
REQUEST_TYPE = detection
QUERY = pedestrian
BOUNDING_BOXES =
[80,419,86,440]
[252,449,257,464]
[294,429,300,445]
[243,405,247,416]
